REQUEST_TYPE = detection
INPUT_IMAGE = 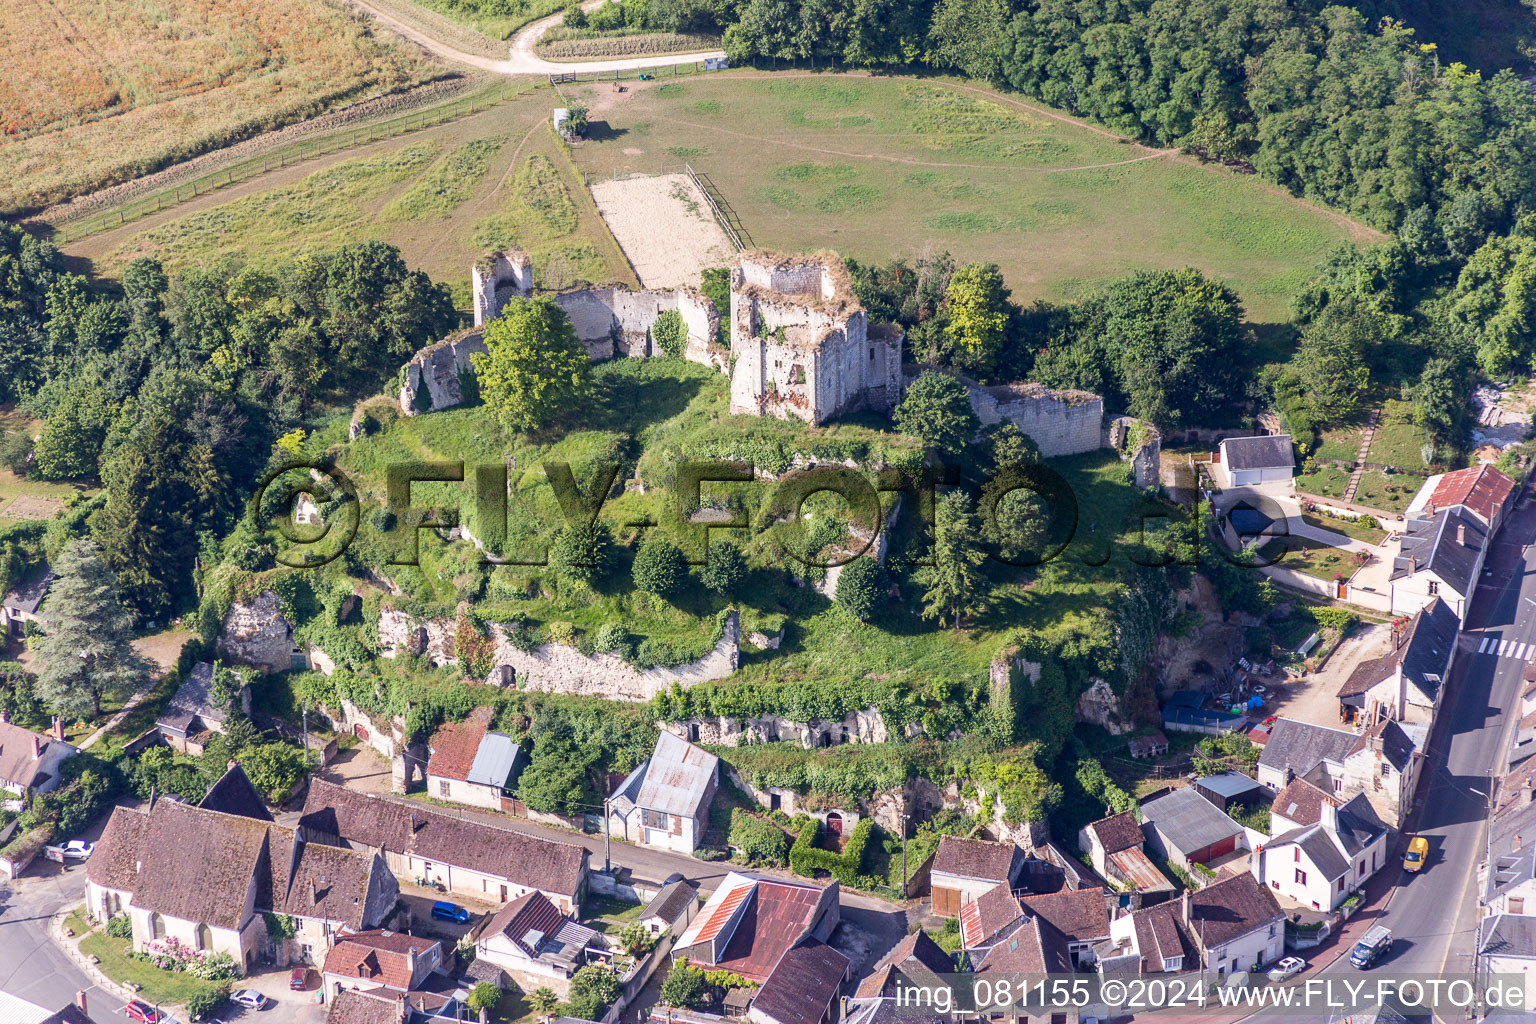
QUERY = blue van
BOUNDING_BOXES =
[431,900,470,924]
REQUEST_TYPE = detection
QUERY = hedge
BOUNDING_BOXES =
[788,817,875,887]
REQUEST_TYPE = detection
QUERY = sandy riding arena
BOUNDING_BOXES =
[589,172,735,288]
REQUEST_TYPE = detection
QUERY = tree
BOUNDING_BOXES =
[893,371,978,456]
[0,430,32,475]
[471,297,592,434]
[1291,298,1377,419]
[238,742,310,804]
[616,920,656,955]
[980,469,1050,562]
[466,982,500,1014]
[975,421,1039,471]
[32,383,115,480]
[941,263,1010,375]
[564,104,590,137]
[567,965,622,1021]
[660,961,707,1008]
[834,556,883,621]
[32,539,146,720]
[551,520,615,589]
[699,540,746,595]
[563,1,588,27]
[915,491,985,628]
[528,989,560,1015]
[651,309,687,358]
[632,536,687,598]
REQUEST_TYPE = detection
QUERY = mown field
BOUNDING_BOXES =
[564,73,1382,322]
[76,93,634,303]
[0,0,432,214]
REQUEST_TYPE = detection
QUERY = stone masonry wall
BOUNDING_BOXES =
[659,705,889,749]
[964,381,1104,458]
[471,250,533,327]
[376,607,740,702]
[216,590,294,673]
[399,329,486,416]
[1103,415,1163,489]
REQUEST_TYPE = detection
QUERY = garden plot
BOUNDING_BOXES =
[588,173,735,288]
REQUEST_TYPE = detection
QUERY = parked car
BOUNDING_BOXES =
[229,991,269,1011]
[430,900,470,924]
[1404,835,1429,873]
[124,1002,164,1024]
[289,967,309,990]
[1349,925,1393,969]
[62,840,94,861]
[1266,956,1305,982]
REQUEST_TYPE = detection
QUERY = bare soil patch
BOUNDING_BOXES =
[1,495,64,520]
[588,172,735,288]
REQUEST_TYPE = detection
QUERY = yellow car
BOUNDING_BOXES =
[1404,836,1429,872]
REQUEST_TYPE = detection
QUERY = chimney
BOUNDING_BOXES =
[1516,834,1524,852]
[409,812,417,833]
[1181,888,1192,927]
[310,878,319,905]
[31,734,41,759]
[407,945,417,980]
[75,991,87,1017]
[1458,521,1467,546]
[228,759,238,772]
[1321,798,1339,833]
[52,717,64,742]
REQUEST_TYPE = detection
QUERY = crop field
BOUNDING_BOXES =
[74,95,634,303]
[0,0,430,214]
[564,73,1382,322]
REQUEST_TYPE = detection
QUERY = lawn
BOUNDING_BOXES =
[0,0,434,214]
[1300,513,1386,546]
[68,909,222,1007]
[90,99,634,304]
[1366,400,1434,472]
[1295,464,1352,500]
[1258,536,1359,581]
[1350,470,1428,515]
[583,895,645,932]
[563,73,1380,321]
[1314,423,1366,462]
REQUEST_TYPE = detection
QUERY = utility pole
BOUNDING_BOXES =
[900,812,910,899]
[603,784,612,873]
[301,699,311,767]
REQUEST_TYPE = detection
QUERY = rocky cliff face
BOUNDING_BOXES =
[659,706,890,750]
[217,590,293,673]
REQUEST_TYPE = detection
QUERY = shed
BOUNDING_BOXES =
[1192,771,1265,811]
[1218,434,1294,486]
[1140,787,1245,868]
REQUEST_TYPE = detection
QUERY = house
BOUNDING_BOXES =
[1128,732,1170,759]
[475,890,597,997]
[327,990,408,1024]
[1336,599,1459,726]
[929,836,1025,916]
[0,715,76,808]
[640,877,699,937]
[1405,464,1517,533]
[321,930,443,1004]
[1193,771,1267,812]
[197,761,274,822]
[608,731,718,854]
[975,915,1074,980]
[854,932,953,998]
[673,872,840,984]
[1479,914,1536,1010]
[747,940,850,1024]
[1140,787,1247,871]
[1218,434,1294,487]
[1020,886,1112,969]
[1253,792,1389,911]
[1482,798,1536,917]
[1078,811,1174,897]
[300,779,587,912]
[1184,875,1286,977]
[1390,507,1489,620]
[85,795,399,973]
[1268,777,1339,835]
[156,662,252,755]
[958,880,1026,952]
[1096,897,1196,975]
[0,992,91,1024]
[1256,719,1359,791]
[424,708,527,812]
[1,570,51,637]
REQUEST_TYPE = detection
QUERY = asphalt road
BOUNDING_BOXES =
[1308,485,1536,1018]
[0,859,124,1024]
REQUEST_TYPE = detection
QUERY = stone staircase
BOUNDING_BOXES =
[1341,408,1381,503]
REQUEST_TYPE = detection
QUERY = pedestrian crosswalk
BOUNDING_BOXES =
[1478,635,1536,661]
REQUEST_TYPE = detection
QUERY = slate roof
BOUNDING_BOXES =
[157,662,231,736]
[1221,434,1294,472]
[2,570,52,616]
[1188,873,1284,948]
[87,798,385,931]
[1020,886,1109,942]
[1257,719,1358,780]
[854,931,952,998]
[300,779,586,899]
[975,915,1074,974]
[425,708,493,783]
[464,731,522,790]
[1340,598,1460,708]
[326,989,405,1024]
[322,931,440,991]
[959,880,1024,949]
[932,836,1021,883]
[1480,914,1536,957]
[750,940,848,1024]
[1484,799,1536,904]
[1420,464,1516,526]
[1391,507,1487,597]
[633,731,718,819]
[483,890,593,966]
[197,762,273,822]
[0,721,65,791]
[642,878,698,927]
[1086,811,1144,855]
[1348,718,1418,773]
[1140,787,1244,856]
[1270,778,1337,828]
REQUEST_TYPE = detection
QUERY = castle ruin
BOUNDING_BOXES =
[728,251,903,424]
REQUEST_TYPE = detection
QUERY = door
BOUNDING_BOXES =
[825,812,843,836]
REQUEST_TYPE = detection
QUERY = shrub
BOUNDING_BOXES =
[562,0,587,26]
[616,920,656,955]
[699,540,746,595]
[787,817,876,886]
[466,982,500,1013]
[660,961,706,1008]
[651,309,688,358]
[834,557,883,621]
[567,964,621,1020]
[632,537,686,597]
[551,520,614,588]
[106,914,133,939]
[546,620,577,646]
[728,809,789,866]
[593,622,629,653]
[185,983,230,1022]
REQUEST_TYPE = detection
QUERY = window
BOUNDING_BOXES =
[1295,869,1307,885]
[438,780,450,797]
[1294,848,1301,863]
[1428,581,1439,595]
[149,913,164,940]
[1359,860,1366,875]
[1334,779,1343,793]
[195,923,212,951]
[642,808,669,831]
[1512,897,1526,915]
[1381,762,1391,777]
[1164,956,1183,971]
[1268,924,1277,939]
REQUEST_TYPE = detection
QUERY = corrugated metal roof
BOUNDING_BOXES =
[1196,771,1263,800]
[1108,848,1174,891]
[465,731,520,788]
[0,991,52,1024]
[1140,787,1244,855]
[635,731,718,818]
[683,874,754,946]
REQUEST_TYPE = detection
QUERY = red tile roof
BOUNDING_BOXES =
[1087,811,1144,855]
[1425,464,1515,525]
[691,880,754,945]
[322,931,439,991]
[1270,778,1337,828]
[326,990,405,1024]
[426,707,492,783]
[959,881,1023,949]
